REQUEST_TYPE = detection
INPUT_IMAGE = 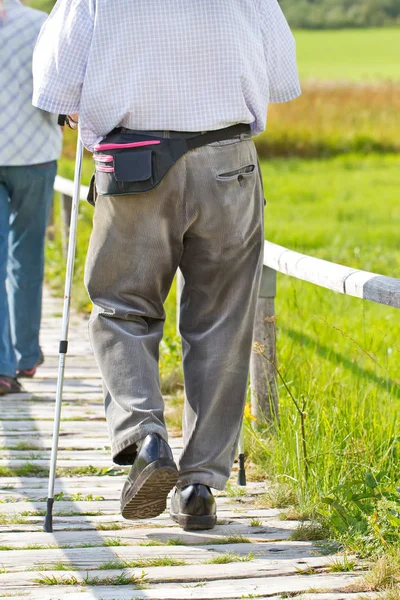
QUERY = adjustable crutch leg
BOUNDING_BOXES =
[44,134,84,533]
[237,419,246,486]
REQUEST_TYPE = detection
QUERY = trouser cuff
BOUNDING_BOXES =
[0,364,16,378]
[177,470,228,491]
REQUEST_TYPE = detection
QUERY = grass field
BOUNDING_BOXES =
[295,28,400,82]
[249,154,400,557]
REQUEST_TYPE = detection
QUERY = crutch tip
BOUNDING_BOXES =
[43,498,54,532]
[237,453,247,486]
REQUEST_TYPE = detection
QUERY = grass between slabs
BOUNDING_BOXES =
[204,552,255,565]
[34,571,146,586]
[205,535,252,545]
[97,556,186,570]
[0,464,127,478]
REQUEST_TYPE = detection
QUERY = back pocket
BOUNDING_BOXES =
[216,164,255,180]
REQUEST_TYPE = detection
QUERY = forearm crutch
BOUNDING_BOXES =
[44,132,84,533]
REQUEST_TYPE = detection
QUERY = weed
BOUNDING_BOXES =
[379,585,400,600]
[70,493,104,501]
[95,523,122,531]
[280,508,314,522]
[0,514,29,525]
[363,552,400,591]
[166,538,186,546]
[225,483,247,498]
[290,522,329,541]
[123,556,186,568]
[14,442,41,451]
[296,565,316,575]
[204,552,254,564]
[0,463,48,477]
[207,535,251,545]
[35,571,145,586]
[103,537,128,547]
[250,518,263,527]
[328,554,357,572]
[53,562,79,571]
[98,560,125,570]
[138,539,163,547]
[255,484,298,509]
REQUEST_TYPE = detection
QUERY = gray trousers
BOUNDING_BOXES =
[85,134,264,490]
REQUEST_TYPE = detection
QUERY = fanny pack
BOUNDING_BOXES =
[88,123,250,205]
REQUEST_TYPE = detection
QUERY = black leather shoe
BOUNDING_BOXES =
[120,433,178,520]
[170,484,217,530]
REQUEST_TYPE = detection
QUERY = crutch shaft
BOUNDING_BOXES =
[44,134,84,532]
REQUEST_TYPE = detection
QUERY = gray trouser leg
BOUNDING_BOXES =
[85,175,186,463]
[177,142,264,489]
[85,136,264,484]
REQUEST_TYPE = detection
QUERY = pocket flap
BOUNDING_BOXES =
[114,150,152,182]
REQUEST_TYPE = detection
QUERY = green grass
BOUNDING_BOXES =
[294,28,400,82]
[0,464,48,478]
[34,572,144,586]
[246,153,400,557]
[98,556,186,570]
[204,552,255,565]
[206,535,251,545]
[328,555,357,572]
[95,523,123,531]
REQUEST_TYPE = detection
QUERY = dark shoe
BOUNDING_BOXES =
[120,433,178,520]
[0,376,25,395]
[170,484,217,530]
[16,348,44,378]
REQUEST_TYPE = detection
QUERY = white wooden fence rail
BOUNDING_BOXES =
[53,176,400,422]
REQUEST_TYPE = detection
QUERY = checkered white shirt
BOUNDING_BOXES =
[0,0,62,166]
[32,0,301,151]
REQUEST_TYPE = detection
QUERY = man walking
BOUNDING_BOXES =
[0,0,62,395]
[33,0,300,530]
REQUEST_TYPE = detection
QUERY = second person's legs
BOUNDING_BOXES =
[7,162,57,371]
[0,176,15,379]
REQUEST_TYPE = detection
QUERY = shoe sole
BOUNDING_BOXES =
[121,461,178,520]
[170,511,217,531]
[16,368,37,379]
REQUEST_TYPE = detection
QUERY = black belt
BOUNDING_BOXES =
[89,124,251,203]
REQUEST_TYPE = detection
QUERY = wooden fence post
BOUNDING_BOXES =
[250,266,279,425]
[60,193,72,257]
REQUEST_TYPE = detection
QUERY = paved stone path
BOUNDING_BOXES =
[0,292,370,599]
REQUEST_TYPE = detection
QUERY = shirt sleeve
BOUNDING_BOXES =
[258,0,301,103]
[32,0,95,114]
